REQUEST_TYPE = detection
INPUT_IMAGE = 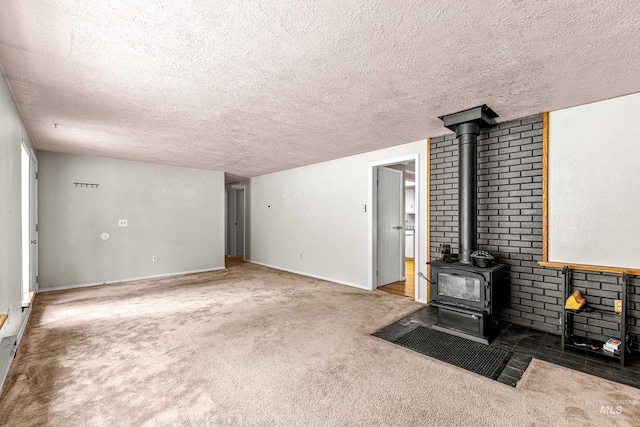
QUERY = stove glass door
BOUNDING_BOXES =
[437,272,481,302]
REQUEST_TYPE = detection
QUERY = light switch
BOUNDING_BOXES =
[118,219,128,227]
[361,205,367,212]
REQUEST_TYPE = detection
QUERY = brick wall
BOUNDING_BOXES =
[429,114,638,349]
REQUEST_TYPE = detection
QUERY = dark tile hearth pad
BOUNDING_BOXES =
[392,326,513,380]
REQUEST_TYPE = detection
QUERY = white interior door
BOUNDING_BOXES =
[234,189,245,258]
[21,144,30,295]
[21,144,38,297]
[376,167,404,286]
[227,188,245,258]
[226,190,236,256]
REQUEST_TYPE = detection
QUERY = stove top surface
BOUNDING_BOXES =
[428,258,507,273]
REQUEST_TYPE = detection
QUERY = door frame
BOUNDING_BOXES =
[31,150,38,293]
[374,166,405,287]
[20,140,38,295]
[368,154,421,300]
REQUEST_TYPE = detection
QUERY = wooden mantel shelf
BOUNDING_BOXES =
[538,261,640,276]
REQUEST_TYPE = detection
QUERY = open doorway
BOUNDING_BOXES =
[370,156,419,300]
[226,188,246,262]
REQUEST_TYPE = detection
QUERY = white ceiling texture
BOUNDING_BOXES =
[1,1,639,182]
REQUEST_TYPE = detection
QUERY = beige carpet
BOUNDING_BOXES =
[517,359,640,426]
[1,261,639,426]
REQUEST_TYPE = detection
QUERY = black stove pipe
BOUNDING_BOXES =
[438,105,498,265]
[456,122,480,264]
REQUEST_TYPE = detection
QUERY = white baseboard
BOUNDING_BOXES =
[1,306,32,394]
[246,260,370,291]
[38,267,226,293]
[0,335,17,395]
[17,306,32,345]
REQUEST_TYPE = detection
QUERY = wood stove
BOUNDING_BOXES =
[429,259,507,344]
[430,105,508,344]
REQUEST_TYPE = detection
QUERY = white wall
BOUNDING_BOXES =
[0,68,35,339]
[246,140,427,301]
[549,92,640,269]
[38,152,225,290]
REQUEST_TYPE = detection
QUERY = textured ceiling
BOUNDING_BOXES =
[1,1,640,182]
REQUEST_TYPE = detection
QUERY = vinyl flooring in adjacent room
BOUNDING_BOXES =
[378,259,415,298]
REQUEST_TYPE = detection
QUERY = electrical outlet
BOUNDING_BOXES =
[152,255,158,262]
[118,219,128,227]
[299,253,303,260]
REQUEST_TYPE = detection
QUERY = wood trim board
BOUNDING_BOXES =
[426,137,431,302]
[538,261,640,276]
[542,111,549,262]
[22,291,35,307]
[0,314,7,331]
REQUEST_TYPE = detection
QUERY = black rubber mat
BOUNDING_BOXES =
[392,326,512,380]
